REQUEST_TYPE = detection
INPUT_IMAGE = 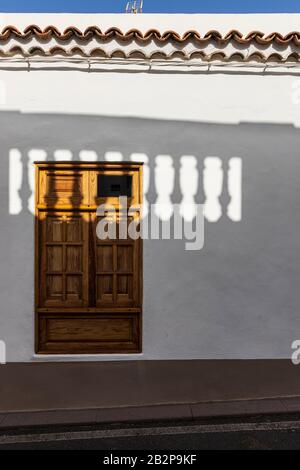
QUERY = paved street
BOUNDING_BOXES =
[1,416,300,450]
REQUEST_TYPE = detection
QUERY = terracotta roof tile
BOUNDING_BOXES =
[0,25,299,44]
[0,25,299,63]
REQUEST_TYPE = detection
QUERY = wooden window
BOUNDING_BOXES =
[35,162,143,354]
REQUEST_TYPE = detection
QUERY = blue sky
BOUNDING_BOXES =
[1,0,300,13]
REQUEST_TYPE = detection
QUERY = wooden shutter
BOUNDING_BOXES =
[94,214,141,308]
[35,162,143,354]
[39,212,89,307]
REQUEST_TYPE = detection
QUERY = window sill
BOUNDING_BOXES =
[32,353,144,362]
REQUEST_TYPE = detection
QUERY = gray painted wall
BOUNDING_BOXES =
[0,111,299,360]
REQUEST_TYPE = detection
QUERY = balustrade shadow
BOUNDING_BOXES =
[1,110,300,360]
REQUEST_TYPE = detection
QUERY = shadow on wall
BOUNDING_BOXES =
[7,111,243,224]
[1,110,300,360]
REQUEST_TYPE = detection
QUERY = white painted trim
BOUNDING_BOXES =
[1,58,300,74]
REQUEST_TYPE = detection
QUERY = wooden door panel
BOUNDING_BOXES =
[96,245,114,272]
[46,217,63,242]
[37,312,141,354]
[117,245,134,272]
[96,275,114,304]
[66,245,82,272]
[117,275,134,304]
[38,170,89,207]
[66,275,83,302]
[46,245,63,272]
[66,218,82,242]
[46,275,63,302]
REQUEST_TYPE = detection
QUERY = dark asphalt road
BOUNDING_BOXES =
[0,430,298,450]
[1,416,300,450]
